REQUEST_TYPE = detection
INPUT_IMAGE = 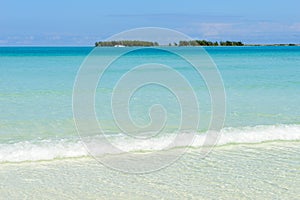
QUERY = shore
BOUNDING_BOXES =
[1,141,299,199]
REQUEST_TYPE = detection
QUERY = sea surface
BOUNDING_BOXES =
[0,46,299,199]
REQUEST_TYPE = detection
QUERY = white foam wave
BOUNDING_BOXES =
[217,124,300,145]
[0,124,300,163]
[0,139,88,163]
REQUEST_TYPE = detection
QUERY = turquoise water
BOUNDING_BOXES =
[1,46,300,157]
[0,46,299,198]
[1,47,299,142]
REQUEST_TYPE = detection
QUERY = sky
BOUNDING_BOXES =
[1,0,300,46]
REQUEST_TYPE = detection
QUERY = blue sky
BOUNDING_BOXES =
[1,0,300,45]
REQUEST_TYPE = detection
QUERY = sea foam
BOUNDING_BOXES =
[0,124,299,163]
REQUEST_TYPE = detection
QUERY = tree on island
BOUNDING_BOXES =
[95,40,159,47]
[178,40,244,46]
[95,40,245,47]
[220,41,244,46]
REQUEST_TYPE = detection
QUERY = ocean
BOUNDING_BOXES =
[0,46,299,199]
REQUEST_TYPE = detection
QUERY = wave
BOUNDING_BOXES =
[1,124,300,163]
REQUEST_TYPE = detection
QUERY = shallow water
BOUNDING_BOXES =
[0,141,299,199]
[0,46,299,198]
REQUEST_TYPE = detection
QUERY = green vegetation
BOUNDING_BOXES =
[94,40,300,47]
[247,43,298,46]
[178,40,244,46]
[179,40,217,46]
[219,41,244,46]
[95,40,159,47]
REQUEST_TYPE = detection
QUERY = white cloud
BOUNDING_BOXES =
[290,23,300,31]
[0,40,8,44]
[176,20,300,43]
[195,23,234,37]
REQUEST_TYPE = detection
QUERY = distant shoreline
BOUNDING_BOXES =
[95,40,300,47]
[94,44,300,47]
[245,44,300,46]
[0,44,299,48]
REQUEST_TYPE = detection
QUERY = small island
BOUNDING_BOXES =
[95,40,159,47]
[95,40,244,47]
[95,40,299,47]
[177,40,244,46]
